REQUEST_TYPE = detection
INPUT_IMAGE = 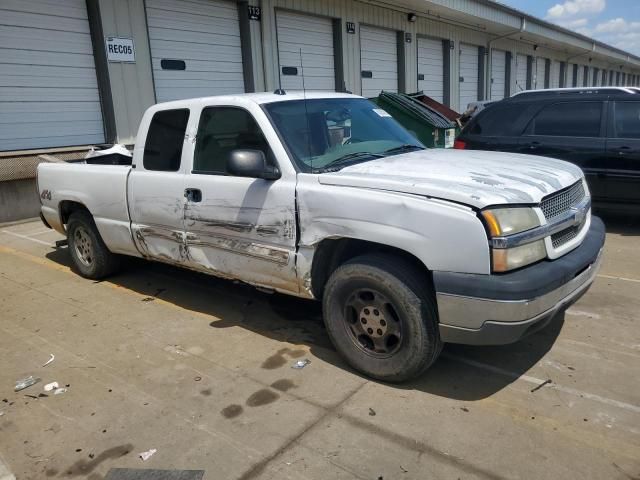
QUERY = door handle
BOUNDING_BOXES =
[617,146,631,155]
[528,141,540,150]
[184,188,202,202]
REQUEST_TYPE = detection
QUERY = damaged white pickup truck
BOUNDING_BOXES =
[37,92,605,381]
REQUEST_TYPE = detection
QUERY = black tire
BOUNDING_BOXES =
[322,253,442,382]
[67,210,120,279]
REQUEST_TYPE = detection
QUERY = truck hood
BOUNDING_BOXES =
[317,149,584,209]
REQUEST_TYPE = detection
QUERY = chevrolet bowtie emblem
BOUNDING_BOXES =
[571,204,586,226]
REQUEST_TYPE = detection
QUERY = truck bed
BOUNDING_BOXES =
[37,162,137,255]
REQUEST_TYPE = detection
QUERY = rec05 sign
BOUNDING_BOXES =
[106,37,135,62]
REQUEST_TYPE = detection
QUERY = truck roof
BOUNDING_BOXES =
[151,91,363,110]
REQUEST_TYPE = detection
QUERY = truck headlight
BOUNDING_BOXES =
[491,240,546,272]
[482,207,540,237]
[481,207,546,272]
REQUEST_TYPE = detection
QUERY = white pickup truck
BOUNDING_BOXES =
[37,92,605,381]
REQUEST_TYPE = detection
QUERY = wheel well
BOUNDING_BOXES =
[309,238,432,299]
[59,201,90,226]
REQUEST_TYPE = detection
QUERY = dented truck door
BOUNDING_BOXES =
[180,104,298,294]
[128,108,191,264]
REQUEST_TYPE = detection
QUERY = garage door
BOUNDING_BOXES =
[0,0,104,151]
[459,43,479,110]
[550,60,561,88]
[146,0,244,103]
[276,11,335,91]
[515,54,527,93]
[490,49,506,100]
[360,25,398,97]
[535,57,547,89]
[417,37,443,102]
[576,65,584,87]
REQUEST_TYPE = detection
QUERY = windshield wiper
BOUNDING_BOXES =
[316,151,384,172]
[382,144,425,155]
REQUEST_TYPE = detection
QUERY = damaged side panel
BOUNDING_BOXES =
[295,174,492,295]
[176,174,300,295]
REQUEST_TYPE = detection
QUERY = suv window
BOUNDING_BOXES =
[468,104,525,136]
[529,102,602,137]
[613,101,640,138]
[193,107,274,174]
[143,109,189,171]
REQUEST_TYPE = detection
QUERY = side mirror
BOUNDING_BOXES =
[227,149,280,180]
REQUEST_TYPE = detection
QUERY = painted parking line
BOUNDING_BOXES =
[0,229,55,247]
[597,273,640,284]
[443,353,640,414]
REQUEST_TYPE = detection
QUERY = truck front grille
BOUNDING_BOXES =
[540,181,585,221]
[551,220,585,248]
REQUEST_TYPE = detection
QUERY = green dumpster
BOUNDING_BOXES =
[370,91,458,148]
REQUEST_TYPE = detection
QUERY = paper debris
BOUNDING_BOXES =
[139,449,157,461]
[42,354,55,367]
[44,382,59,392]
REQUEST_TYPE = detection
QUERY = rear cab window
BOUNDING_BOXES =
[143,109,190,171]
[526,101,603,137]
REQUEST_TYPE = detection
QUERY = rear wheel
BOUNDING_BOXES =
[322,254,442,382]
[67,211,119,279]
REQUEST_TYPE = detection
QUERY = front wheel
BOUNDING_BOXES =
[322,254,442,382]
[67,211,120,279]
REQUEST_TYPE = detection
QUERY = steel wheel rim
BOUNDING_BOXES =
[73,226,93,267]
[342,288,403,358]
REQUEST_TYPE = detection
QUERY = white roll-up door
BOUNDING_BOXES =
[568,64,576,86]
[515,54,528,93]
[535,57,547,89]
[417,37,443,102]
[459,43,479,110]
[0,0,104,151]
[550,60,561,88]
[360,25,398,97]
[276,11,335,91]
[146,0,244,102]
[490,49,506,100]
[582,66,589,86]
[576,65,584,86]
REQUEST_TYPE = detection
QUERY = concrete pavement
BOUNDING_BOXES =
[0,216,638,479]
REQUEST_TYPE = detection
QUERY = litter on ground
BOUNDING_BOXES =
[42,354,55,367]
[292,359,311,369]
[44,382,59,392]
[14,376,41,392]
[139,449,157,461]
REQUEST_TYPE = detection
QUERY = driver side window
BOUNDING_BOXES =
[193,107,274,175]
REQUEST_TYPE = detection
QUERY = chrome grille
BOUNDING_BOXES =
[551,222,583,248]
[540,181,585,220]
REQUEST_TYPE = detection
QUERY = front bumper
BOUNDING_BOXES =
[434,216,605,345]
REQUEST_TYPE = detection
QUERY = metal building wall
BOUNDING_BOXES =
[10,0,640,149]
[97,0,155,145]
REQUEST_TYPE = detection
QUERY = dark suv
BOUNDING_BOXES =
[455,88,640,207]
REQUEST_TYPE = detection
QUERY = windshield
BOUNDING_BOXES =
[263,98,424,172]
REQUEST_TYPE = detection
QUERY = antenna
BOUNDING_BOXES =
[300,48,313,169]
